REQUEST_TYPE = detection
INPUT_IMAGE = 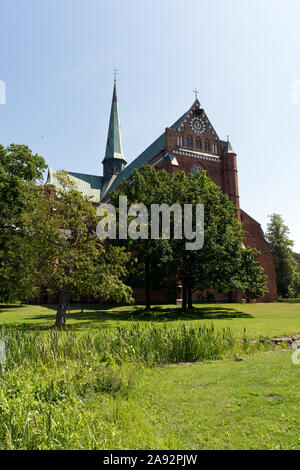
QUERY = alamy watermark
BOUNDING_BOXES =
[0,340,5,365]
[291,340,300,365]
[96,196,204,251]
[0,80,6,104]
[291,80,300,104]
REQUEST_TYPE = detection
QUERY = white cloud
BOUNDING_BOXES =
[59,56,95,87]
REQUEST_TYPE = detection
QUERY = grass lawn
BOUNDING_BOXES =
[1,348,300,449]
[1,302,300,450]
[132,351,300,450]
[1,302,300,339]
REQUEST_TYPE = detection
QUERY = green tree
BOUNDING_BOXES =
[110,166,174,310]
[16,171,132,326]
[110,165,267,310]
[228,247,267,302]
[265,214,298,297]
[171,171,267,309]
[0,144,47,301]
[292,252,300,296]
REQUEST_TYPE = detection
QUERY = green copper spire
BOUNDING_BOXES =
[103,80,125,162]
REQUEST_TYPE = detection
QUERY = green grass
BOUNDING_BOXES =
[134,351,300,450]
[1,323,259,450]
[1,346,299,449]
[1,302,300,449]
[1,302,300,339]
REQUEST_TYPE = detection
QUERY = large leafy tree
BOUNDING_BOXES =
[0,144,47,301]
[265,214,299,297]
[110,166,174,310]
[109,164,267,310]
[226,247,268,302]
[171,171,267,309]
[10,171,133,326]
[293,252,300,296]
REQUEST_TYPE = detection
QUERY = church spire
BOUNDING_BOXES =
[223,136,235,154]
[102,78,126,182]
[103,78,125,162]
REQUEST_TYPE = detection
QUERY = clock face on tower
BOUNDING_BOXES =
[190,117,206,135]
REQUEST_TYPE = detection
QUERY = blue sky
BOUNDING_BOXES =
[1,0,300,250]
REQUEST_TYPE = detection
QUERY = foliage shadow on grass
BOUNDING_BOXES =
[0,304,26,311]
[1,305,253,331]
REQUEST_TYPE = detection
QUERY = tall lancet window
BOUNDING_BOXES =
[195,139,202,151]
[186,137,193,149]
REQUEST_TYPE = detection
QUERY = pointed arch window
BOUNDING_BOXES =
[204,140,210,152]
[177,135,183,146]
[191,164,204,175]
[195,139,202,151]
[186,137,193,149]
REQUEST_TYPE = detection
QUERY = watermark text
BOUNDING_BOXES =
[96,196,204,251]
[0,80,6,104]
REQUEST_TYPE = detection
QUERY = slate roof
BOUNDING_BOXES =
[46,167,103,202]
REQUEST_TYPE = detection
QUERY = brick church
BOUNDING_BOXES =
[47,80,277,302]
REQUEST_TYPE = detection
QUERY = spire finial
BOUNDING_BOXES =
[193,88,199,100]
[114,68,117,82]
[227,134,229,142]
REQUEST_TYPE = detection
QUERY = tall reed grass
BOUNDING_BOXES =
[0,323,236,369]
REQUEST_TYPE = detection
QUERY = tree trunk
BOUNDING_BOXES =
[145,257,151,311]
[187,284,193,309]
[182,282,187,311]
[55,285,69,327]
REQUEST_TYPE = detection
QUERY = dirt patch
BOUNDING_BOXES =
[265,349,291,354]
[266,394,282,401]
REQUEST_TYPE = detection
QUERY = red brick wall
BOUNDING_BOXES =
[240,210,277,301]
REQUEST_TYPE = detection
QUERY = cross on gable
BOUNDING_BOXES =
[193,88,199,99]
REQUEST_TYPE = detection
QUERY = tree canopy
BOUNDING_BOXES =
[109,165,267,309]
[265,214,299,297]
[0,144,47,302]
[1,164,133,325]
